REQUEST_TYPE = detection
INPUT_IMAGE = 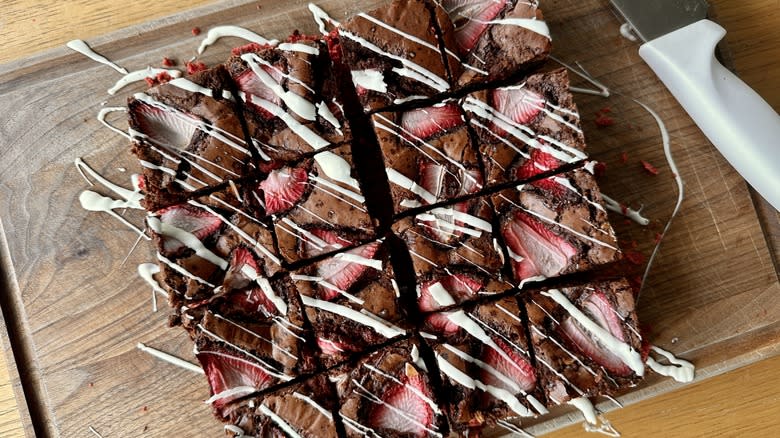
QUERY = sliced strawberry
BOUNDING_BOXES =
[458,168,483,197]
[227,286,278,316]
[223,247,258,290]
[419,161,447,203]
[514,148,564,194]
[302,228,353,258]
[156,204,221,253]
[443,0,508,55]
[236,64,284,116]
[133,103,198,151]
[424,311,462,335]
[196,350,274,410]
[401,103,464,140]
[259,166,309,215]
[418,274,483,312]
[316,337,353,356]
[492,86,544,127]
[315,241,381,300]
[480,338,536,392]
[369,372,435,436]
[501,212,577,282]
[559,291,632,376]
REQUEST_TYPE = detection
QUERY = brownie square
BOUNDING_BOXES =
[393,194,505,278]
[523,279,645,406]
[292,239,410,368]
[373,100,483,214]
[421,296,547,431]
[332,338,449,438]
[437,0,552,88]
[128,65,254,210]
[491,167,621,287]
[221,374,340,438]
[146,184,283,305]
[189,274,318,381]
[339,0,453,112]
[226,38,348,163]
[463,68,588,187]
[264,144,379,264]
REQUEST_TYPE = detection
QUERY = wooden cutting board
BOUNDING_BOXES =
[0,0,777,436]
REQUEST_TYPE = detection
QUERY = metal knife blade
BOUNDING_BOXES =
[610,0,709,42]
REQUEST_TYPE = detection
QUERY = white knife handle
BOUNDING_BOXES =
[639,19,780,211]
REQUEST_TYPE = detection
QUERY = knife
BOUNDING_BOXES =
[611,0,780,211]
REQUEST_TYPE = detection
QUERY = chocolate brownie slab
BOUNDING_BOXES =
[292,239,410,368]
[463,68,588,187]
[339,0,454,112]
[436,0,552,88]
[374,100,483,214]
[491,166,621,287]
[332,338,449,438]
[128,65,253,210]
[523,279,645,406]
[221,374,341,438]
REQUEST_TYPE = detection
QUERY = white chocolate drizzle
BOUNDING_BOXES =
[197,26,279,55]
[315,101,343,136]
[338,29,449,92]
[486,17,551,40]
[313,151,360,189]
[259,403,304,438]
[568,397,621,437]
[205,386,257,405]
[386,167,438,204]
[108,67,182,95]
[138,263,168,312]
[601,194,650,226]
[147,216,228,269]
[292,392,333,420]
[350,69,388,93]
[308,3,340,35]
[197,326,292,380]
[66,39,128,74]
[136,342,203,374]
[541,289,644,376]
[97,107,132,140]
[250,97,330,150]
[278,42,320,55]
[241,53,317,121]
[646,346,694,383]
[300,295,405,339]
[168,77,233,100]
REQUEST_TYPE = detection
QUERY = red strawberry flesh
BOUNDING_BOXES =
[236,65,284,114]
[419,161,447,202]
[156,204,221,253]
[316,241,380,300]
[134,103,199,151]
[515,148,564,194]
[401,102,464,140]
[196,350,274,409]
[303,228,353,258]
[480,338,536,393]
[559,291,632,376]
[443,0,508,55]
[369,374,435,437]
[260,166,309,215]
[316,337,353,356]
[227,286,279,316]
[502,212,577,282]
[492,86,544,128]
[419,275,483,334]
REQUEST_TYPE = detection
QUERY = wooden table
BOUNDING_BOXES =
[1,1,778,436]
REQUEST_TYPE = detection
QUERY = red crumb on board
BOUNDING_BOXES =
[621,151,629,163]
[162,57,175,67]
[186,61,207,75]
[624,250,647,265]
[191,27,201,36]
[641,160,659,175]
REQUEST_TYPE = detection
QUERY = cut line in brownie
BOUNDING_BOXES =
[226,37,350,163]
[436,0,552,88]
[128,65,255,210]
[332,337,449,438]
[292,238,411,368]
[221,369,341,437]
[338,0,455,113]
[522,279,645,407]
[464,68,588,188]
[491,166,621,288]
[422,296,547,432]
[262,144,379,264]
[373,100,483,215]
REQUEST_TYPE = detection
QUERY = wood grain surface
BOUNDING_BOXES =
[0,0,778,437]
